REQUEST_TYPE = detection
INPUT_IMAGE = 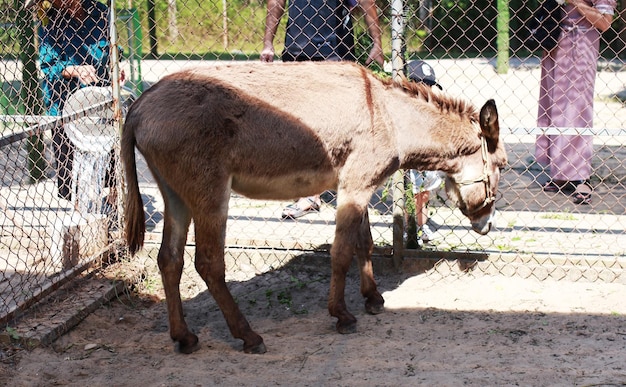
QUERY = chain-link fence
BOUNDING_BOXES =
[1,0,625,325]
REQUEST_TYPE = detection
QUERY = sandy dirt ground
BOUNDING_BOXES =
[1,258,625,386]
[1,58,624,386]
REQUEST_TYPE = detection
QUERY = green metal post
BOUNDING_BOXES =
[147,0,158,58]
[496,0,510,74]
[120,8,144,95]
[16,2,46,182]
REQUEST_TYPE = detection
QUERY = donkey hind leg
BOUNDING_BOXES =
[193,197,266,354]
[355,211,384,315]
[329,196,374,334]
[157,186,198,354]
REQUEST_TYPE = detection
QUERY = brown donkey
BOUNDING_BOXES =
[121,61,508,354]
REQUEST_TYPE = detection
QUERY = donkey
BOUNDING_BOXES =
[121,61,508,354]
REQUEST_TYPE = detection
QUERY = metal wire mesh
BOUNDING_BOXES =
[1,0,625,325]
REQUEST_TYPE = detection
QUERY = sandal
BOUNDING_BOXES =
[572,182,592,205]
[281,196,320,219]
[563,180,583,194]
[543,180,579,194]
[542,181,560,193]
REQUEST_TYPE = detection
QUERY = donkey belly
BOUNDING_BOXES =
[231,171,338,200]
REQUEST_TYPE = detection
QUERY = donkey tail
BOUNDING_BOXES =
[121,109,145,255]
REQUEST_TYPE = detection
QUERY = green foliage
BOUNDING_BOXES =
[540,213,578,221]
[264,288,274,307]
[242,274,323,315]
[430,0,498,55]
[122,0,267,56]
[290,275,306,289]
[141,275,161,294]
[4,0,624,60]
[5,326,20,341]
[0,25,18,56]
[277,290,292,308]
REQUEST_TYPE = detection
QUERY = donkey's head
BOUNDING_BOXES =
[444,99,507,235]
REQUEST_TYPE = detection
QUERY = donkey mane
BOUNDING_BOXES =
[379,76,479,123]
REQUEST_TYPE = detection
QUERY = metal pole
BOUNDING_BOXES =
[496,0,510,74]
[109,0,124,227]
[109,0,121,129]
[120,8,144,95]
[16,1,46,182]
[390,0,405,81]
[390,0,406,269]
[147,0,158,57]
[222,0,228,50]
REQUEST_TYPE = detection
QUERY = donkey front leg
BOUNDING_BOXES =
[193,215,266,354]
[354,210,385,315]
[329,200,370,334]
[158,198,199,354]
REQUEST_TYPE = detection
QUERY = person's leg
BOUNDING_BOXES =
[281,195,321,219]
[414,191,434,242]
[415,191,429,228]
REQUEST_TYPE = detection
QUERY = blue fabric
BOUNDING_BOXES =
[38,0,111,116]
[282,0,355,62]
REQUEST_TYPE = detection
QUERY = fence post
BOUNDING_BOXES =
[390,0,406,269]
[222,0,228,50]
[16,3,46,183]
[119,8,144,95]
[147,0,158,58]
[496,0,510,74]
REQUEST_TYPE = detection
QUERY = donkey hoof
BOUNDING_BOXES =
[175,334,200,354]
[244,341,267,354]
[365,298,385,315]
[336,319,357,334]
[365,302,385,315]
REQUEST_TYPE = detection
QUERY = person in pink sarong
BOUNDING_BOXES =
[535,0,616,205]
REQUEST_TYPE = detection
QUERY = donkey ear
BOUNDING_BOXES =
[479,99,500,144]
